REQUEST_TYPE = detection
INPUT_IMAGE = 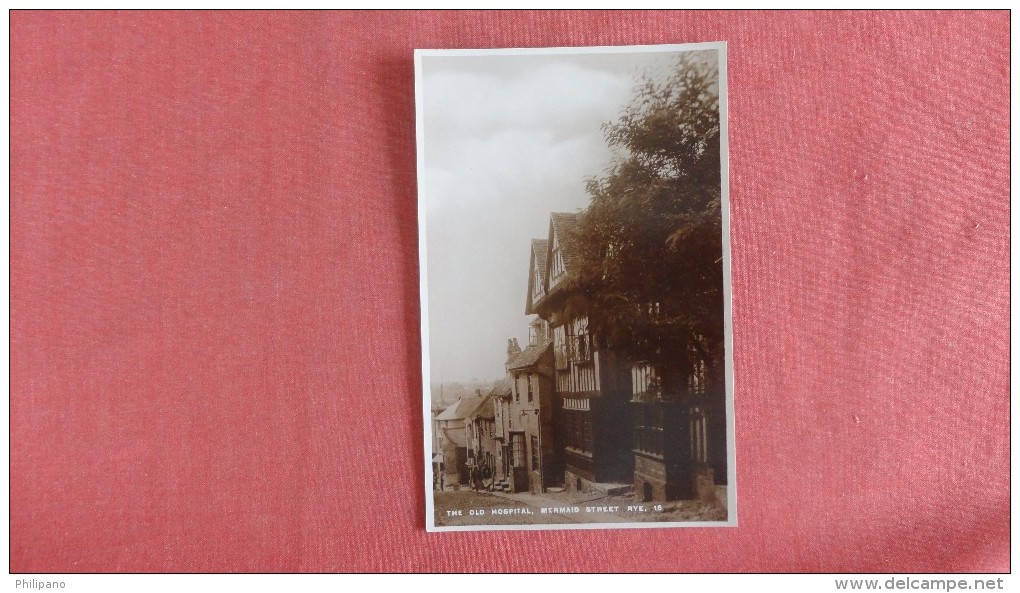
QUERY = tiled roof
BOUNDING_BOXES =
[488,376,513,397]
[550,211,583,273]
[435,394,490,421]
[526,239,551,315]
[474,396,495,420]
[507,340,552,371]
[460,394,490,419]
[532,239,549,281]
[435,400,463,421]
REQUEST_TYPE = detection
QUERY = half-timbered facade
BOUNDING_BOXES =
[524,211,727,505]
[528,213,634,493]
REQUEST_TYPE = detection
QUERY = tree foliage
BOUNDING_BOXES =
[565,52,723,396]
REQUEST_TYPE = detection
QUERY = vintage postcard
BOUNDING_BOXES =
[416,43,734,531]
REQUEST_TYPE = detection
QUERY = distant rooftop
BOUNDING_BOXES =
[435,393,491,421]
[507,340,552,371]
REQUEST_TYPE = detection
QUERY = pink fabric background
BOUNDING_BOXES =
[10,11,1009,573]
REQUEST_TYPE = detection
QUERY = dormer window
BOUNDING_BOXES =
[532,252,545,301]
[552,248,565,279]
[550,235,566,284]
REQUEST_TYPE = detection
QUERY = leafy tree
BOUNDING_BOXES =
[565,52,723,399]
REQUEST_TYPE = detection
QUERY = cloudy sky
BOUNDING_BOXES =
[419,47,713,385]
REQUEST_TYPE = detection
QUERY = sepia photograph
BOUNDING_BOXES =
[416,43,733,531]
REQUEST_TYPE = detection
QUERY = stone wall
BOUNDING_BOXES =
[564,470,596,494]
[695,466,716,504]
[633,455,668,502]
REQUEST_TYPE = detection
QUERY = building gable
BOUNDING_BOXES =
[544,212,582,294]
[525,239,549,314]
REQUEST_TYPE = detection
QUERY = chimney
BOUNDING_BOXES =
[506,338,522,373]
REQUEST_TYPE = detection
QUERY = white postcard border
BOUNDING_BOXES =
[415,41,734,532]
